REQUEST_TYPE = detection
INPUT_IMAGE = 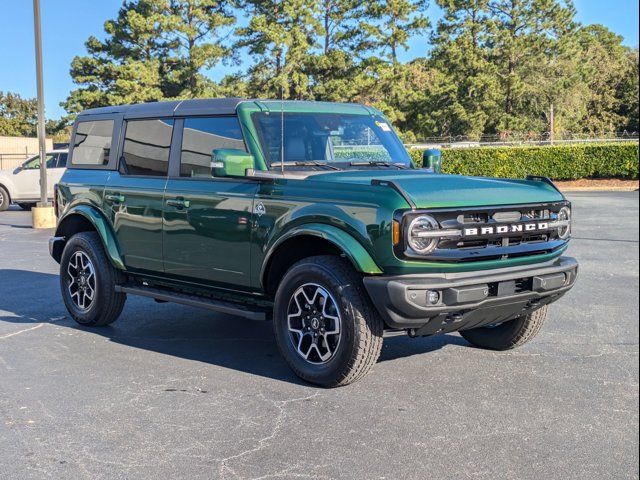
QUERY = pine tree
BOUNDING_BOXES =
[308,0,372,101]
[237,0,321,99]
[63,0,172,113]
[164,0,237,98]
[427,0,500,137]
[364,0,429,66]
[486,0,577,133]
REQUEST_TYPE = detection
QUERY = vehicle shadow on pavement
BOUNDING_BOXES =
[0,268,472,384]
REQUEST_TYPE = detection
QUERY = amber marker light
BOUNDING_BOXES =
[392,220,401,246]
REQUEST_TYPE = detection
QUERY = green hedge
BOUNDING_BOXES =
[408,143,639,180]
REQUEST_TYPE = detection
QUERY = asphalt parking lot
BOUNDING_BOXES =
[0,191,638,480]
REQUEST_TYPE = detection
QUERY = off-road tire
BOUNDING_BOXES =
[273,255,384,387]
[0,186,10,211]
[460,305,548,350]
[60,232,126,326]
[17,203,36,211]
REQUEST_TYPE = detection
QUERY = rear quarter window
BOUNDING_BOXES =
[71,120,114,166]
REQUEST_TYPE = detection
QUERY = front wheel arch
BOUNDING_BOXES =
[53,207,125,270]
[261,225,382,295]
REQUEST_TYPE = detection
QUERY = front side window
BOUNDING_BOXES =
[121,119,174,176]
[180,116,246,178]
[22,154,56,170]
[71,120,114,165]
[251,113,412,169]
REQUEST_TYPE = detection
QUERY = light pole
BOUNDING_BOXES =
[31,0,55,228]
[33,0,47,207]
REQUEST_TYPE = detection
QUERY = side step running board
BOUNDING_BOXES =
[115,285,268,321]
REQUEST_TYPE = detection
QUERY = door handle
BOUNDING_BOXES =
[166,198,190,209]
[105,193,125,203]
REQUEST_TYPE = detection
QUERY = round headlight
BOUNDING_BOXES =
[408,215,440,254]
[557,206,571,239]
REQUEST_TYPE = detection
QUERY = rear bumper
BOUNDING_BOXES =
[363,256,578,335]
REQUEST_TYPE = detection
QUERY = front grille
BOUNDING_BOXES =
[399,202,569,263]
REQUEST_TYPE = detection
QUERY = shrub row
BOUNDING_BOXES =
[408,142,639,180]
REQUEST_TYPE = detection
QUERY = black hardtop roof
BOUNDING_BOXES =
[77,98,246,119]
[76,98,374,119]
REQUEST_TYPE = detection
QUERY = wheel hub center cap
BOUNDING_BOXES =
[310,318,320,329]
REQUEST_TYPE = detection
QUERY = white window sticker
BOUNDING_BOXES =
[376,121,391,132]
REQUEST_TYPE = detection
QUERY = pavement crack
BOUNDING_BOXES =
[218,392,321,479]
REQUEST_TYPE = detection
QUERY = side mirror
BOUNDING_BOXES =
[13,167,23,174]
[211,149,254,177]
[422,149,442,174]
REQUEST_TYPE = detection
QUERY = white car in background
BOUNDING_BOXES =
[0,149,68,211]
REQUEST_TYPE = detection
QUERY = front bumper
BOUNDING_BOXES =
[49,236,65,263]
[363,256,578,335]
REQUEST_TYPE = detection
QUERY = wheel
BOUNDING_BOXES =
[0,186,9,211]
[273,255,383,387]
[459,306,549,350]
[17,203,35,211]
[60,231,126,326]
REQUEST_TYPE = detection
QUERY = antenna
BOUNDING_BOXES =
[280,84,285,175]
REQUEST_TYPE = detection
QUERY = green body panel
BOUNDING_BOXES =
[310,170,565,207]
[213,149,255,177]
[56,100,572,303]
[163,177,257,288]
[104,174,166,272]
[261,222,383,282]
[57,202,125,271]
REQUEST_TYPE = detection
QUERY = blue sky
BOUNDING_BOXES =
[0,0,638,120]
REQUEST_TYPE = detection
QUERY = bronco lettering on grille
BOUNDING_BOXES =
[464,222,549,237]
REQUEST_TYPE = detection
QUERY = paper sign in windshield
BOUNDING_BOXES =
[376,121,391,132]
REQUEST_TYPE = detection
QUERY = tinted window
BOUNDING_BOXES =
[122,119,173,176]
[22,154,55,170]
[180,117,246,177]
[252,113,412,168]
[57,153,68,168]
[71,120,114,165]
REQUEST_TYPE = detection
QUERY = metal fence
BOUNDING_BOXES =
[406,131,640,149]
[0,153,34,171]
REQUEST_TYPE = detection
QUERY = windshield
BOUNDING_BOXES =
[251,112,412,170]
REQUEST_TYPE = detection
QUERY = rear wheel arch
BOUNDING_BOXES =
[53,207,125,270]
[262,225,382,296]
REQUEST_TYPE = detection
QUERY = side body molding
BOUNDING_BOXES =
[260,222,382,287]
[55,205,126,270]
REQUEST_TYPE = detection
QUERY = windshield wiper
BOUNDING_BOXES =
[270,161,340,170]
[349,160,408,169]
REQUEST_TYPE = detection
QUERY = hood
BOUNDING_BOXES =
[310,170,564,208]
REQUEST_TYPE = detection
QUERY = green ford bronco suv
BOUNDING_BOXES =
[50,98,577,387]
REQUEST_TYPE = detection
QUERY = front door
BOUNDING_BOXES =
[162,116,257,288]
[13,153,56,200]
[104,118,174,273]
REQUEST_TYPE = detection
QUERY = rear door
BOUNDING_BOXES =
[104,118,173,273]
[162,116,258,288]
[46,152,68,196]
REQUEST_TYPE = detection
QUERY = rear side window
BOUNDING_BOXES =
[121,119,174,177]
[180,116,246,178]
[71,120,114,166]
